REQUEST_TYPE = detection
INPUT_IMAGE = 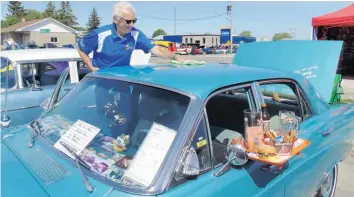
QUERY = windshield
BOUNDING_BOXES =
[1,57,16,89]
[40,77,190,188]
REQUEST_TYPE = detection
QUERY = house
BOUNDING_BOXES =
[1,17,78,47]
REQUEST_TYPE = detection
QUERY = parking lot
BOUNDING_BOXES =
[151,53,354,197]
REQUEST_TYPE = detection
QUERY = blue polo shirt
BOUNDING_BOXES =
[78,23,155,69]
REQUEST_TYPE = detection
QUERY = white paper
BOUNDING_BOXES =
[54,120,100,159]
[124,122,176,187]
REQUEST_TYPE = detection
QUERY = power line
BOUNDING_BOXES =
[136,12,226,22]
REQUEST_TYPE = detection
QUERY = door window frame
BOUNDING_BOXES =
[255,79,315,122]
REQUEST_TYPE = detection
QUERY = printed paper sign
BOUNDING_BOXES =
[54,120,100,159]
[124,122,176,187]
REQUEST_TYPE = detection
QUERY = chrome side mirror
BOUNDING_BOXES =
[182,147,200,176]
[214,144,248,177]
[226,144,248,166]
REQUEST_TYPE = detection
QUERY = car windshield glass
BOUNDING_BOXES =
[41,77,190,188]
[1,57,16,89]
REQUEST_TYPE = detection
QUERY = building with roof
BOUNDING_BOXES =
[1,18,78,47]
[162,28,256,47]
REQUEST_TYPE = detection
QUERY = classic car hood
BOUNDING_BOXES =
[1,140,49,197]
[1,126,141,197]
[232,40,343,103]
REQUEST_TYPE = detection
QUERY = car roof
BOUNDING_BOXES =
[93,63,296,99]
[0,48,82,63]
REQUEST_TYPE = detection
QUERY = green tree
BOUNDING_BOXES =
[86,7,101,32]
[55,1,78,27]
[152,29,167,38]
[73,26,86,31]
[25,9,42,21]
[7,1,26,18]
[272,32,293,41]
[43,1,56,18]
[239,30,252,37]
[1,16,19,28]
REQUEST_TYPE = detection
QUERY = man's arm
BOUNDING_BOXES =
[150,45,185,62]
[135,31,185,62]
[77,47,98,72]
[77,30,99,72]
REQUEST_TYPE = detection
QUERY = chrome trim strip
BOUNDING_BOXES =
[203,107,214,169]
[1,105,40,113]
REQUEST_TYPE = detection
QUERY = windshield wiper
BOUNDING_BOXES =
[60,142,94,193]
[28,120,41,148]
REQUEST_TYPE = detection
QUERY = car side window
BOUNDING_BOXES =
[1,57,16,89]
[205,87,253,167]
[21,61,69,87]
[259,82,312,121]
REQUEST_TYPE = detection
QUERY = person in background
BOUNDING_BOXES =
[77,1,185,72]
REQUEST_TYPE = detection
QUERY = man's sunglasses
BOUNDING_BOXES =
[116,16,137,24]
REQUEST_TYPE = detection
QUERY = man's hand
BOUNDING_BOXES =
[90,67,100,72]
[174,54,185,63]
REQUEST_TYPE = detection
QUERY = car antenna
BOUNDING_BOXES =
[1,57,11,128]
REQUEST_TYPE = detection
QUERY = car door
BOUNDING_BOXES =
[160,84,285,197]
[255,79,329,197]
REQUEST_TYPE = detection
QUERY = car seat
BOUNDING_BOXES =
[130,92,183,147]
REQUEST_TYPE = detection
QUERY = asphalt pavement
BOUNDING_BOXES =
[150,53,354,197]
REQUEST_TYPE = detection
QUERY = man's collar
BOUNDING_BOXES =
[111,23,120,41]
[111,23,134,42]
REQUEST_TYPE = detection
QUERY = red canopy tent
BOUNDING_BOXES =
[312,3,354,27]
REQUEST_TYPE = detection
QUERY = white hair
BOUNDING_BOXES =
[112,2,136,17]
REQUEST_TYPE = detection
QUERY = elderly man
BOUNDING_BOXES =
[77,2,185,71]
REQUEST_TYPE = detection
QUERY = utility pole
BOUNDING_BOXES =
[227,2,232,53]
[174,7,176,35]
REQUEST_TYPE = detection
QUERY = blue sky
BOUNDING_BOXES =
[1,1,353,39]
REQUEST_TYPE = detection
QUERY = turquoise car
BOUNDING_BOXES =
[2,41,354,197]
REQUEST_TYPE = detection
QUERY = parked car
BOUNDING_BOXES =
[190,47,203,55]
[176,48,189,55]
[215,48,230,54]
[0,48,90,127]
[203,47,214,54]
[2,39,353,197]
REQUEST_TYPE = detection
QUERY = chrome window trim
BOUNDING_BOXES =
[256,78,316,119]
[0,105,40,113]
